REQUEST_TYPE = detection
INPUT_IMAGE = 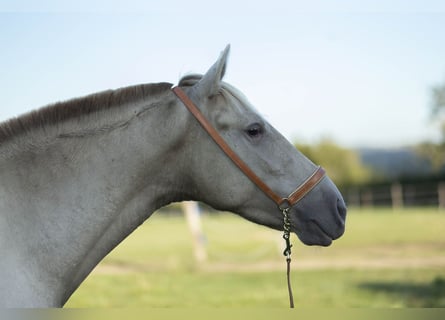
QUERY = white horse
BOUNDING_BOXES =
[0,46,346,307]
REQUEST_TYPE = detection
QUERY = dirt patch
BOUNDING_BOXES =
[93,255,445,275]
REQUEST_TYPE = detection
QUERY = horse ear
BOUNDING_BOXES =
[195,45,230,98]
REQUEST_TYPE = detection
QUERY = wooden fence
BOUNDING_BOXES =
[342,181,445,208]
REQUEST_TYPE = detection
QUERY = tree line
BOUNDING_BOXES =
[295,140,372,188]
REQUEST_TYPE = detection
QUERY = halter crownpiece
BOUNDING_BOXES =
[172,86,326,309]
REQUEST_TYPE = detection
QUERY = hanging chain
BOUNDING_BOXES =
[282,207,292,259]
[281,207,295,308]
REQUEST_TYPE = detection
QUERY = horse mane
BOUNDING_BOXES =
[0,82,172,143]
[178,74,201,87]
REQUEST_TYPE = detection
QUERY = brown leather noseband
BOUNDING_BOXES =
[172,86,326,211]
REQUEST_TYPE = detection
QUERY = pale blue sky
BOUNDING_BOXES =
[1,1,445,147]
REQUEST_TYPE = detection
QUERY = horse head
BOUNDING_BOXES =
[178,46,346,246]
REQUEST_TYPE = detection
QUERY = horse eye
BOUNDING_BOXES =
[245,123,264,139]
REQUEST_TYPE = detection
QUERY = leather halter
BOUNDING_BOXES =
[172,86,326,210]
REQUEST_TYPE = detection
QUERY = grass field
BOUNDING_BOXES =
[66,207,445,308]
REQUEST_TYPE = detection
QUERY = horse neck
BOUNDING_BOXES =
[0,89,190,306]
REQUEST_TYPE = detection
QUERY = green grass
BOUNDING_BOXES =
[66,207,445,308]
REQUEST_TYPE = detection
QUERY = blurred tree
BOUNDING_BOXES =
[432,76,445,115]
[296,139,372,187]
[417,141,444,170]
[417,80,445,170]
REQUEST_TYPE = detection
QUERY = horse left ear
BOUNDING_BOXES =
[195,44,230,98]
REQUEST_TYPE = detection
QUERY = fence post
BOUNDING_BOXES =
[347,188,361,208]
[439,182,445,209]
[182,201,207,263]
[361,189,373,207]
[391,182,403,209]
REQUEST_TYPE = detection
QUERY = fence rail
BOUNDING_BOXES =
[342,181,445,208]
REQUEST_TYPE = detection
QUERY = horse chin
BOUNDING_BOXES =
[296,230,333,247]
[293,221,335,247]
[236,207,339,247]
[250,212,334,247]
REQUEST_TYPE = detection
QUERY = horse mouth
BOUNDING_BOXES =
[304,220,335,247]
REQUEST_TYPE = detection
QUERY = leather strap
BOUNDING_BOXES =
[286,257,295,308]
[172,86,326,209]
[287,166,326,206]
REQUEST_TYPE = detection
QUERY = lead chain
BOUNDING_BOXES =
[282,207,295,308]
[282,208,292,259]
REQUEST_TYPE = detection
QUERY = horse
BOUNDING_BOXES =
[0,45,346,307]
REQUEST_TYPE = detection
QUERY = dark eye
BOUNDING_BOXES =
[245,123,264,139]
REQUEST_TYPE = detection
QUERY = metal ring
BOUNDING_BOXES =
[278,199,291,211]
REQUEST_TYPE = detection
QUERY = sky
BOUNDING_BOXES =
[1,1,445,148]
